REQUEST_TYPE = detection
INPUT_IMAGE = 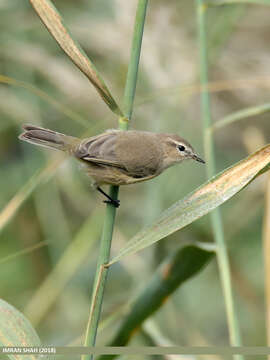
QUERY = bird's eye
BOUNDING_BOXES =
[178,145,186,152]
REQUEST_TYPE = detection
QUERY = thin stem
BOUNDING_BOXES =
[122,0,148,123]
[83,186,118,360]
[263,174,270,357]
[82,1,148,359]
[196,1,243,359]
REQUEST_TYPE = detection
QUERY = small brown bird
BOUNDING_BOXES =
[19,125,205,207]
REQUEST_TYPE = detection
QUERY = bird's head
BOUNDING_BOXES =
[159,133,205,170]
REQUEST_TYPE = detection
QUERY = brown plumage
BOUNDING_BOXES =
[19,124,204,206]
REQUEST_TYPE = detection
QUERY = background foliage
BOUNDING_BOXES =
[0,0,270,359]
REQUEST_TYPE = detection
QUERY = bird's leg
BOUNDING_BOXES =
[97,186,120,208]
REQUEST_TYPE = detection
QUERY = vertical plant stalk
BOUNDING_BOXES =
[122,0,148,124]
[263,174,270,357]
[82,1,148,359]
[196,1,243,359]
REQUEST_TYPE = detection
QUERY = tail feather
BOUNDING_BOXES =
[19,124,78,152]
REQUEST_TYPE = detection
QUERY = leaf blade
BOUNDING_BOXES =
[110,144,270,264]
[99,245,213,360]
[29,0,123,116]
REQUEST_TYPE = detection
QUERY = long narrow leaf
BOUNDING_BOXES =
[212,103,270,131]
[99,245,213,360]
[0,157,62,234]
[29,0,123,116]
[0,75,89,128]
[24,210,103,326]
[110,144,270,264]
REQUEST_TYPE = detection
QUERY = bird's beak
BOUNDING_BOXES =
[192,154,205,164]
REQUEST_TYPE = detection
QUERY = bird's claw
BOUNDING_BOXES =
[103,199,120,208]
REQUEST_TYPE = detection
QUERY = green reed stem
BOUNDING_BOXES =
[82,1,148,359]
[196,2,243,359]
[82,187,118,360]
[122,0,148,123]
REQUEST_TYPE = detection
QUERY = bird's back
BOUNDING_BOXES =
[75,130,164,181]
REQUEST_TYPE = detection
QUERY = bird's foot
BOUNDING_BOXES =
[103,199,120,208]
[97,186,120,208]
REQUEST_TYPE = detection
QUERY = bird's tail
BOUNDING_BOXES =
[19,124,79,153]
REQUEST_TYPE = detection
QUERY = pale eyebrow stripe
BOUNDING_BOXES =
[168,139,181,146]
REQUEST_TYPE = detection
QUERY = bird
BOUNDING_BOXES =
[19,124,205,207]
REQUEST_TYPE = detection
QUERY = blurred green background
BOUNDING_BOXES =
[0,0,270,359]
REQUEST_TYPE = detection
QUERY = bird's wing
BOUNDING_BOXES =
[80,156,126,169]
[75,130,161,178]
[75,130,127,170]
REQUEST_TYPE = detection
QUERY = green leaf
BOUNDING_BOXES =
[109,144,270,264]
[0,75,89,128]
[99,245,213,360]
[29,0,123,117]
[212,102,270,131]
[0,299,41,360]
[24,209,103,326]
[0,157,62,235]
